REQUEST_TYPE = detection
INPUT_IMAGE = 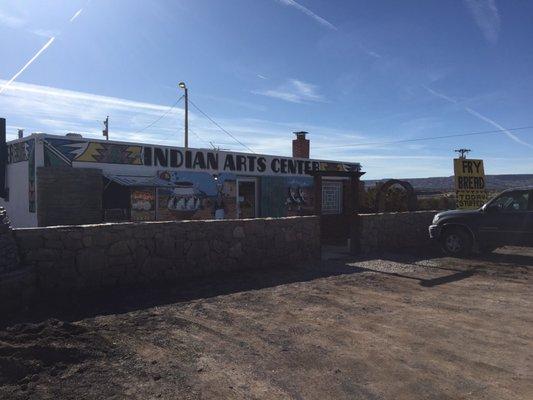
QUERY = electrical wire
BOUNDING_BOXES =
[313,125,533,149]
[188,98,256,153]
[188,127,213,149]
[134,95,184,134]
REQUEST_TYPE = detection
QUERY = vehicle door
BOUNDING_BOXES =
[478,189,531,246]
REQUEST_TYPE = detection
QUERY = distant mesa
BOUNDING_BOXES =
[364,174,533,192]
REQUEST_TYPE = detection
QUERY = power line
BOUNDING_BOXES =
[188,98,256,153]
[313,125,533,149]
[188,127,213,149]
[134,95,184,134]
[454,148,471,159]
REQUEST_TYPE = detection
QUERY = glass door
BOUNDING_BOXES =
[237,178,257,218]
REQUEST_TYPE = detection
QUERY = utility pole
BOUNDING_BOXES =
[454,148,471,159]
[179,82,188,149]
[102,116,109,140]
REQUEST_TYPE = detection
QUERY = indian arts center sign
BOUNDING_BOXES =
[454,158,488,209]
[143,147,324,176]
[42,137,361,177]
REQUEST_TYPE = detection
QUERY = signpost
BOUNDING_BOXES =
[454,158,488,209]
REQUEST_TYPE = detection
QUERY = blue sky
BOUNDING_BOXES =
[0,0,532,179]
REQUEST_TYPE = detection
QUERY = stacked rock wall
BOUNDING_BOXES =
[12,216,320,295]
[358,211,436,254]
[0,207,36,313]
[0,207,18,273]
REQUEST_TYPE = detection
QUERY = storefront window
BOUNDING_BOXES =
[322,181,342,214]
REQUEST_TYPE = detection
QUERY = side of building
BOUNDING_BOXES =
[0,126,362,228]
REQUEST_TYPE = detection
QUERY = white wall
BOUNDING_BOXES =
[0,161,37,227]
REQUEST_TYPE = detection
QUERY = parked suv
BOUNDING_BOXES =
[429,187,533,255]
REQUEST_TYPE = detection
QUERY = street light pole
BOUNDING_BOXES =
[179,82,188,149]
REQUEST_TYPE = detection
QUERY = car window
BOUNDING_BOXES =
[491,191,529,212]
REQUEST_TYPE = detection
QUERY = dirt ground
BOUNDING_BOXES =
[0,246,532,400]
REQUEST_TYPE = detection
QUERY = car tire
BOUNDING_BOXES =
[440,227,472,256]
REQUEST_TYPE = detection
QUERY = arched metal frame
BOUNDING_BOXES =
[375,179,418,212]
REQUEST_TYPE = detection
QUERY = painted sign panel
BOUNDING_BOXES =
[454,158,488,209]
[5,139,36,211]
[131,188,155,221]
[44,138,142,166]
[42,136,361,177]
[7,141,30,164]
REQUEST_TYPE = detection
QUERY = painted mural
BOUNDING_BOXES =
[44,138,143,166]
[317,161,360,173]
[6,139,36,212]
[156,170,237,220]
[38,136,358,221]
[77,142,142,164]
[284,177,314,216]
[131,188,155,221]
[154,171,315,220]
[7,141,30,164]
[42,137,362,177]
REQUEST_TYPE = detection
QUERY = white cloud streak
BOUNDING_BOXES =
[464,0,500,44]
[462,107,533,149]
[423,85,533,149]
[2,80,490,178]
[0,10,25,28]
[275,0,337,30]
[0,37,56,95]
[253,79,324,103]
[0,80,365,159]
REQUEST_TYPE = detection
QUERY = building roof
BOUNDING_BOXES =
[104,174,176,187]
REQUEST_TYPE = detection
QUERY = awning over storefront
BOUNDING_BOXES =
[104,174,176,187]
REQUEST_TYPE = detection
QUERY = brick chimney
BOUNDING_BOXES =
[292,131,309,158]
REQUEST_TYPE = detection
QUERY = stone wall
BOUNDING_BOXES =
[37,167,103,227]
[0,207,35,313]
[0,207,18,273]
[358,211,436,254]
[12,216,320,295]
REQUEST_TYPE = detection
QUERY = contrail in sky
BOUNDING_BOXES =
[423,85,533,149]
[70,8,83,22]
[463,106,533,149]
[276,0,337,30]
[0,37,55,95]
[0,6,85,96]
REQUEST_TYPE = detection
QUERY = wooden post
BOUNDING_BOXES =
[314,174,322,215]
[349,172,362,254]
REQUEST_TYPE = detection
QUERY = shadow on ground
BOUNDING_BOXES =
[3,246,531,328]
[0,258,365,328]
[345,246,533,288]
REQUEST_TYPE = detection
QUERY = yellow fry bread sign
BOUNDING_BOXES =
[454,158,488,209]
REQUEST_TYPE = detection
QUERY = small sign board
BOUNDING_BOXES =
[131,188,156,221]
[454,158,488,209]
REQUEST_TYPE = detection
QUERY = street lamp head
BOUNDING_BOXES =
[178,82,186,89]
